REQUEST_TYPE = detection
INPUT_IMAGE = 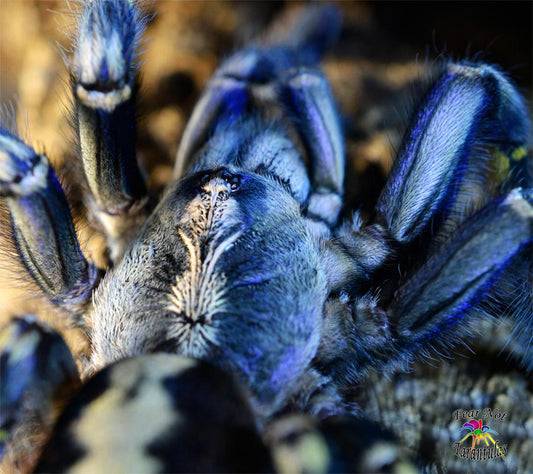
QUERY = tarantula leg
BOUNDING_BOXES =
[36,354,272,472]
[0,317,79,470]
[264,414,416,473]
[280,69,344,226]
[72,0,148,256]
[480,256,533,371]
[173,44,287,180]
[174,4,342,187]
[376,62,531,245]
[391,188,532,353]
[173,76,250,179]
[319,189,532,384]
[331,63,530,299]
[0,129,98,314]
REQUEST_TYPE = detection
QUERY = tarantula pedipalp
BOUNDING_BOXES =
[0,0,532,472]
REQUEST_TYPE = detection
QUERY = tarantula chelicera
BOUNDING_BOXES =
[1,0,532,472]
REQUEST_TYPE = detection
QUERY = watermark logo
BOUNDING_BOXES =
[452,409,508,461]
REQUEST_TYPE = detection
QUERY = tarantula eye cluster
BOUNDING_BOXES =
[0,1,531,472]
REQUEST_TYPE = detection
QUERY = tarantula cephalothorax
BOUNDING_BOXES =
[1,1,532,472]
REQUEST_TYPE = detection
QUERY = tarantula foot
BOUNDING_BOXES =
[73,0,141,112]
[0,129,48,197]
[73,0,147,229]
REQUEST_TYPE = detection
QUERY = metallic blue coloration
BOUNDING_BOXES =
[0,2,532,470]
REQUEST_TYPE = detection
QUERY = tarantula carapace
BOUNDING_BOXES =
[1,0,531,472]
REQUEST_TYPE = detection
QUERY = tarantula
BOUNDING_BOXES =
[1,0,531,472]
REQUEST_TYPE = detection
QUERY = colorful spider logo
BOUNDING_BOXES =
[459,419,505,459]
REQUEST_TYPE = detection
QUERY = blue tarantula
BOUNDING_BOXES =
[1,0,531,472]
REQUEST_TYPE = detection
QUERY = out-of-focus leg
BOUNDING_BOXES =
[0,317,79,471]
[36,354,272,473]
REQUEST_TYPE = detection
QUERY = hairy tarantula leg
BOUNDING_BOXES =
[331,63,530,294]
[280,69,344,226]
[173,76,250,179]
[480,256,533,371]
[0,317,79,469]
[392,188,532,352]
[376,62,530,245]
[173,43,283,180]
[173,5,342,183]
[0,129,98,314]
[36,354,272,472]
[72,0,148,256]
[320,189,532,384]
